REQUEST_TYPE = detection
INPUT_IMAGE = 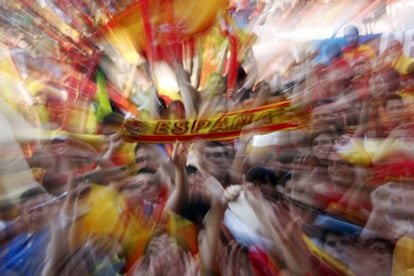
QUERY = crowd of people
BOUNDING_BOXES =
[1,24,414,275]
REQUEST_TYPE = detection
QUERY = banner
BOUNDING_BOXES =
[101,0,229,63]
[122,101,307,143]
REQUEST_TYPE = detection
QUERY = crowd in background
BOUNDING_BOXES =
[2,24,414,275]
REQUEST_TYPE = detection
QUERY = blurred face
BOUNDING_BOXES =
[385,99,406,126]
[187,169,204,198]
[350,240,392,276]
[21,194,49,233]
[122,173,161,202]
[203,145,231,183]
[366,241,392,274]
[135,147,159,170]
[327,152,354,187]
[311,105,340,129]
[204,146,231,169]
[101,125,119,136]
[324,233,347,259]
[312,133,335,161]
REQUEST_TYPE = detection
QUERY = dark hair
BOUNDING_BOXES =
[237,66,247,85]
[246,166,279,186]
[102,112,124,127]
[383,93,403,108]
[205,141,226,148]
[158,97,168,116]
[186,165,198,175]
[137,167,157,175]
[181,198,211,227]
[309,127,341,147]
[19,187,47,205]
[361,237,395,253]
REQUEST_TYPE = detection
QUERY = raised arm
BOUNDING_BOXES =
[175,62,199,119]
[162,142,189,217]
[198,183,241,275]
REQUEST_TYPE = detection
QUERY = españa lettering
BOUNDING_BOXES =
[122,101,307,143]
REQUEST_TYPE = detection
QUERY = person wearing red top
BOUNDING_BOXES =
[120,168,169,225]
[313,151,372,225]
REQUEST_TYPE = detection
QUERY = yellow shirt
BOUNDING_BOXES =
[393,236,414,275]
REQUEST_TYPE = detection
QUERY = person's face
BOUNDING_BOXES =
[21,195,49,233]
[385,99,406,126]
[122,173,161,202]
[327,152,354,187]
[101,124,119,136]
[135,147,159,170]
[285,178,317,208]
[187,168,208,200]
[347,239,392,276]
[188,170,202,186]
[311,105,339,129]
[324,233,347,258]
[202,145,231,183]
[204,146,231,169]
[368,241,392,273]
[312,133,335,161]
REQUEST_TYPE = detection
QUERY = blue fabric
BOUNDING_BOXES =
[0,228,50,276]
[0,221,14,261]
[313,214,362,235]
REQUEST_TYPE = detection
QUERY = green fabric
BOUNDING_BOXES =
[95,69,113,122]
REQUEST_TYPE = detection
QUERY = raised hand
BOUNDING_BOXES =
[170,141,187,168]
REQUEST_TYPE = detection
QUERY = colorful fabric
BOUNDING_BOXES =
[393,236,414,276]
[102,0,229,63]
[0,228,50,276]
[342,44,377,64]
[248,245,280,276]
[302,234,352,276]
[122,101,304,143]
[95,69,113,122]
